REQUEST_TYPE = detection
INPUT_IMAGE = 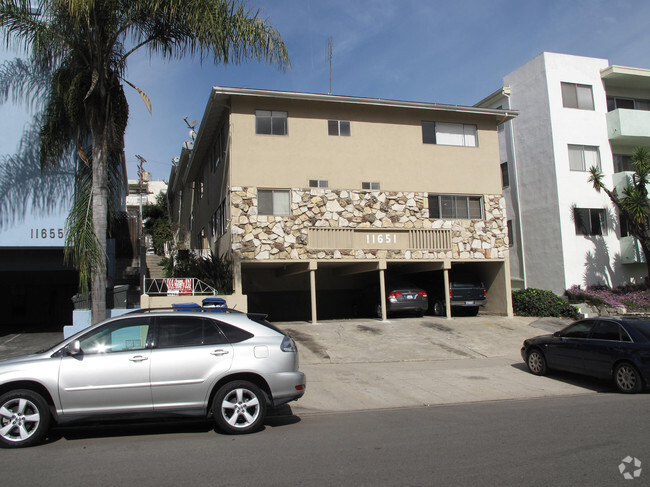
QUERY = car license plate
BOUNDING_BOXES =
[466,301,475,305]
[406,295,414,300]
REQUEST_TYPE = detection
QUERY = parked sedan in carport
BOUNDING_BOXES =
[521,317,650,393]
[379,283,428,317]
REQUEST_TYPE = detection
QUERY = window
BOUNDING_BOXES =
[155,316,227,348]
[309,180,328,188]
[561,82,594,110]
[507,220,514,247]
[328,120,350,136]
[428,195,483,219]
[614,154,634,173]
[607,97,650,112]
[574,208,607,236]
[362,182,380,190]
[560,320,593,338]
[568,145,601,171]
[258,189,290,216]
[422,122,478,147]
[500,162,509,188]
[255,110,288,135]
[590,321,626,341]
[78,318,150,354]
[212,199,227,238]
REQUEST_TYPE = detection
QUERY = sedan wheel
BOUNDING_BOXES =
[213,381,267,434]
[0,390,51,448]
[526,349,547,376]
[614,363,643,394]
[432,299,445,316]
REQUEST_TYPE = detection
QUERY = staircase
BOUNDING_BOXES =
[146,254,165,279]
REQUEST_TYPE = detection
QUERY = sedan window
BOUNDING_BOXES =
[561,321,593,338]
[590,321,623,341]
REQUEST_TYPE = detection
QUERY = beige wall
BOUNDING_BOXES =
[229,97,502,195]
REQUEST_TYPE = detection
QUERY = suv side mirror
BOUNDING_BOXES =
[66,340,81,356]
[553,331,562,338]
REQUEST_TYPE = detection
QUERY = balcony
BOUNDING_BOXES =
[612,171,650,195]
[607,109,650,146]
[620,236,646,264]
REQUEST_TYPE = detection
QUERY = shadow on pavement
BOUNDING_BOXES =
[44,407,302,445]
[511,362,625,394]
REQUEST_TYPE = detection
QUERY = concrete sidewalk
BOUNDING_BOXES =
[276,315,598,414]
[0,315,597,416]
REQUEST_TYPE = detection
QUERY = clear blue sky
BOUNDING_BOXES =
[3,0,650,182]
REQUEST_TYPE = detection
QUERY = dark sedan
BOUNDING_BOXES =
[521,317,650,393]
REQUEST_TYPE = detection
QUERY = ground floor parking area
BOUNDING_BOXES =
[240,258,512,322]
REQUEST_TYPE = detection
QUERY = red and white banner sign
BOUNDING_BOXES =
[166,278,192,295]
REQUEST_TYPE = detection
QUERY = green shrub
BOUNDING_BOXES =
[512,288,580,319]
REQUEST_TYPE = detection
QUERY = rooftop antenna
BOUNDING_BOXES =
[184,116,199,140]
[327,38,333,95]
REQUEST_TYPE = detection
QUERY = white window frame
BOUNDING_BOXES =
[328,120,350,136]
[568,145,601,172]
[362,182,380,190]
[309,179,328,188]
[255,110,288,136]
[574,208,607,236]
[258,189,290,216]
[428,194,483,220]
[422,121,478,147]
[561,82,594,110]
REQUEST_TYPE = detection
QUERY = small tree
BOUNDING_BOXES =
[143,192,173,255]
[589,146,650,279]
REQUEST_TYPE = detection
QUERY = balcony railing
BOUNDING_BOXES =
[620,236,646,265]
[607,109,650,146]
[144,278,217,296]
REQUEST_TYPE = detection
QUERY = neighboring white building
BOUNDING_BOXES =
[477,52,650,294]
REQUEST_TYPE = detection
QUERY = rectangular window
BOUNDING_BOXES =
[428,194,483,219]
[362,182,380,190]
[212,199,227,238]
[421,121,478,147]
[614,154,634,173]
[255,110,288,135]
[328,120,350,136]
[568,145,601,171]
[500,162,509,188]
[574,208,607,236]
[561,82,594,110]
[258,189,290,216]
[507,220,514,247]
[309,179,328,188]
[607,97,650,112]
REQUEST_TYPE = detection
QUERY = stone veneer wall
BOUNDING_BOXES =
[230,187,508,261]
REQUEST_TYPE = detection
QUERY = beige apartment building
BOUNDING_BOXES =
[167,87,517,321]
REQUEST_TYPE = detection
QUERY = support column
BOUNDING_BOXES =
[309,261,318,324]
[443,260,452,320]
[379,260,387,321]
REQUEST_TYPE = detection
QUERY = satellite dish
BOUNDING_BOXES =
[184,116,199,129]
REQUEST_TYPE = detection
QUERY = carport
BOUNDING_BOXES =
[240,259,512,322]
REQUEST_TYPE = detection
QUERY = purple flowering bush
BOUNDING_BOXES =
[565,285,650,312]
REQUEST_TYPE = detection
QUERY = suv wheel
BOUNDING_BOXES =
[0,390,51,448]
[213,381,267,434]
[432,299,445,316]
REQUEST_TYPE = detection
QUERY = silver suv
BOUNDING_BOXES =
[0,309,306,448]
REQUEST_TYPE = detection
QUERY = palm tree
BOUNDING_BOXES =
[0,0,288,323]
[589,146,650,280]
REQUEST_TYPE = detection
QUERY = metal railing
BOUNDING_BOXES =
[144,278,217,296]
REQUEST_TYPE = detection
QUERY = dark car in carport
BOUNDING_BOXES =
[428,271,487,316]
[521,317,650,393]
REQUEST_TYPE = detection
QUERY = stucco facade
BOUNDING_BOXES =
[478,52,650,294]
[168,87,516,321]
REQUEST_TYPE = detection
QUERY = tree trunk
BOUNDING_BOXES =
[91,134,108,324]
